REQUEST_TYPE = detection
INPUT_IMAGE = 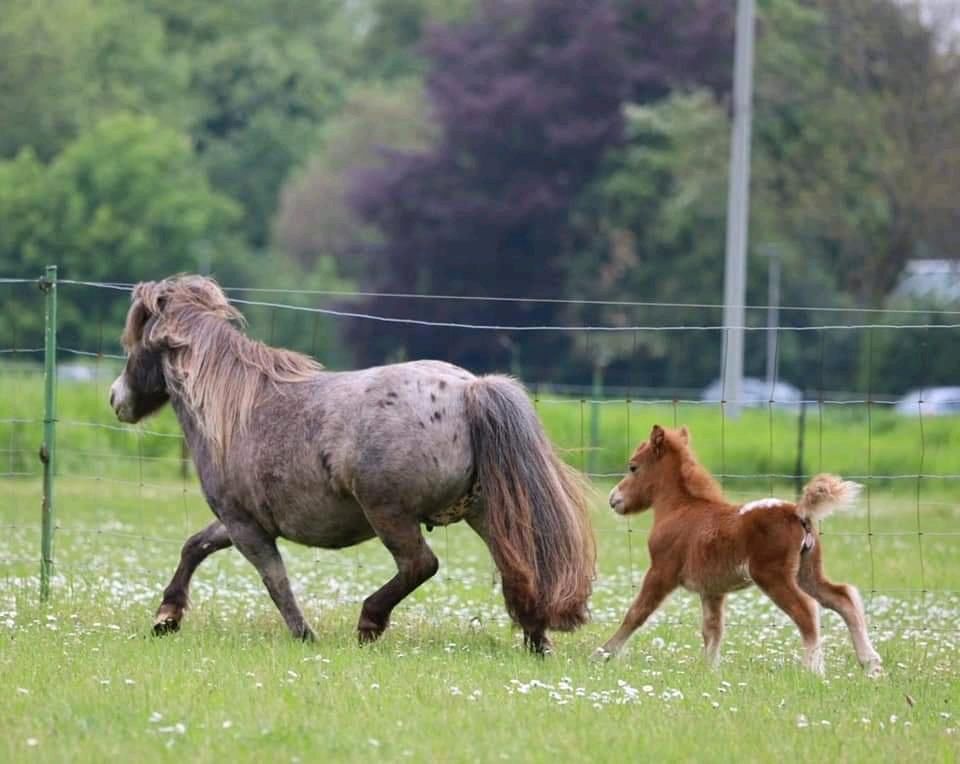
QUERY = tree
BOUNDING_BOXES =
[0,114,241,349]
[273,80,435,281]
[144,0,356,249]
[348,0,628,377]
[0,0,191,161]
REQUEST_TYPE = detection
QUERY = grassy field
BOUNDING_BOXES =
[1,366,959,761]
[1,472,958,762]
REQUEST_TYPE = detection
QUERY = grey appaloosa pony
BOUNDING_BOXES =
[109,276,594,652]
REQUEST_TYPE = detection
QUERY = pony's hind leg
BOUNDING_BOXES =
[155,520,232,635]
[228,518,314,640]
[799,551,882,676]
[751,565,823,675]
[700,594,726,668]
[356,515,438,644]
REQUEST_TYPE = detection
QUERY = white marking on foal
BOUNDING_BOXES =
[738,497,786,515]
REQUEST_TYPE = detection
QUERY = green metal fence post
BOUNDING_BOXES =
[39,265,58,601]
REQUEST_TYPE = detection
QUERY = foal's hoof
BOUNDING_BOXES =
[590,647,613,663]
[865,660,884,679]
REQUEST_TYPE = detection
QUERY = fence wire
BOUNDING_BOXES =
[1,278,958,635]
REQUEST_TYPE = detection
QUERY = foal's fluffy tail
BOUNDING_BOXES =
[796,474,862,522]
[464,375,595,634]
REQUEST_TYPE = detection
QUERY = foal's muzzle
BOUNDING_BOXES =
[609,486,625,514]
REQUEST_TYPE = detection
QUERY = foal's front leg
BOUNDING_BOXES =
[594,568,676,659]
[700,593,726,668]
[155,520,233,635]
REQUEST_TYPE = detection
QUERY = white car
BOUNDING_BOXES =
[894,387,960,416]
[700,377,803,408]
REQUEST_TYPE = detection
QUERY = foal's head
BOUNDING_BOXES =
[109,276,240,422]
[608,424,723,513]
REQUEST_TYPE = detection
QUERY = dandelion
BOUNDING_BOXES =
[223,720,233,729]
[796,714,809,729]
[149,712,163,723]
[16,688,29,695]
[368,738,381,748]
[26,738,38,747]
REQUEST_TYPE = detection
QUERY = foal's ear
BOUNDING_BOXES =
[650,424,666,457]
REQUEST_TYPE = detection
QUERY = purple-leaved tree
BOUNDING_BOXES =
[348,0,627,376]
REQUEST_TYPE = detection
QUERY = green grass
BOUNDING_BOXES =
[2,367,959,761]
[1,476,958,762]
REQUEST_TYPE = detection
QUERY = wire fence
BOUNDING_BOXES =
[1,272,958,633]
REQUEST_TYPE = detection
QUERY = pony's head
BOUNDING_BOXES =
[608,424,723,513]
[109,276,241,423]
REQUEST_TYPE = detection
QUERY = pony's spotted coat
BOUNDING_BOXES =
[110,275,595,652]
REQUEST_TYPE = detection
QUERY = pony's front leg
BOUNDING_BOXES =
[355,517,439,644]
[593,568,676,660]
[228,519,314,641]
[155,520,233,635]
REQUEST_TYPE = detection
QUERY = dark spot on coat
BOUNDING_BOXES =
[320,451,332,476]
[438,380,447,390]
[432,455,439,467]
[430,393,436,403]
[419,420,426,429]
[387,391,398,398]
[378,399,395,407]
[432,411,442,422]
[452,432,458,443]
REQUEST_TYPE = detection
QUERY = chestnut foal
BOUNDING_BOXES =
[596,425,882,677]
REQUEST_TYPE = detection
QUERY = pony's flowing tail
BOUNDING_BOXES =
[796,474,862,522]
[464,375,595,633]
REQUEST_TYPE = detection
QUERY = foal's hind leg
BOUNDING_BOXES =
[799,551,882,676]
[155,520,232,635]
[700,594,726,668]
[751,565,823,675]
[355,514,438,644]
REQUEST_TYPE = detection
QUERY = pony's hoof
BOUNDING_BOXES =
[357,614,386,645]
[865,660,884,679]
[153,616,181,636]
[590,647,613,663]
[357,627,384,645]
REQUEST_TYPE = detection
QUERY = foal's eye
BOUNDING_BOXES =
[628,464,637,473]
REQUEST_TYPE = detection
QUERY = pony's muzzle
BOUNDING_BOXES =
[609,486,625,514]
[109,375,134,422]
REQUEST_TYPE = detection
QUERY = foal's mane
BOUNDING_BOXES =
[123,275,322,462]
[664,428,726,504]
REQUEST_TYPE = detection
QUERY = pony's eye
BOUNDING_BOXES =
[628,464,637,473]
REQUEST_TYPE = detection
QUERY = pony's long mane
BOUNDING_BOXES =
[666,429,726,503]
[123,276,322,462]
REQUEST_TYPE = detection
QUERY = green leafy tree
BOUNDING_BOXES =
[0,0,191,161]
[0,114,241,349]
[273,80,436,281]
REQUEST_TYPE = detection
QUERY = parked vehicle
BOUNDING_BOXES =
[894,387,960,416]
[700,377,803,408]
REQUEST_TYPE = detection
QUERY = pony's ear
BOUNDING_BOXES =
[678,426,690,444]
[650,424,666,457]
